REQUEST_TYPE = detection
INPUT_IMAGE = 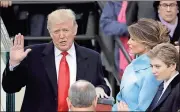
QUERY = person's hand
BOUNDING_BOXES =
[95,87,109,98]
[0,1,12,8]
[117,101,129,111]
[10,33,31,66]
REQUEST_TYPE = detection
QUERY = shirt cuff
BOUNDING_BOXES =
[9,63,20,71]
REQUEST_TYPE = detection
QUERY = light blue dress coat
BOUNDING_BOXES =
[112,54,161,111]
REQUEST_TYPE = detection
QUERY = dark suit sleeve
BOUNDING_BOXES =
[137,1,156,20]
[174,83,180,111]
[96,54,110,96]
[2,57,28,93]
[126,1,156,26]
[126,1,138,26]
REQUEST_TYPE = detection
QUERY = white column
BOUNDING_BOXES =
[1,55,6,111]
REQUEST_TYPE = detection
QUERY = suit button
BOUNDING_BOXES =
[55,98,57,101]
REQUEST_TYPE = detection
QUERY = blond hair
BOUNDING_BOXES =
[47,9,77,31]
[147,43,179,71]
[128,18,170,49]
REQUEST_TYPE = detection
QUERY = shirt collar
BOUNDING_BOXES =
[132,54,151,72]
[54,43,76,57]
[163,71,179,88]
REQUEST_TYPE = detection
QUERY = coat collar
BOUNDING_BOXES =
[131,54,151,72]
[74,43,88,62]
[42,42,57,97]
[74,43,89,80]
[42,42,88,59]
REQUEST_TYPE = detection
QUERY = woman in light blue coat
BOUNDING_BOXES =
[112,18,170,111]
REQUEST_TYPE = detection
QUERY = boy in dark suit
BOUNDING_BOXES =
[147,43,180,112]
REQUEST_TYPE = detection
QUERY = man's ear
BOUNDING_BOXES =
[169,63,176,72]
[48,28,53,38]
[93,96,98,107]
[66,97,72,109]
[49,33,53,38]
[73,24,78,36]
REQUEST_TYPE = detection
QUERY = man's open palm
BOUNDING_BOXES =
[10,33,31,65]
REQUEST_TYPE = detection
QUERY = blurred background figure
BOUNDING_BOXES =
[66,80,97,111]
[126,1,180,52]
[100,1,133,81]
[153,1,180,45]
[0,0,12,52]
[126,1,156,26]
[147,43,180,112]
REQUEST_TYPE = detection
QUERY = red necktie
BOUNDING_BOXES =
[58,51,70,111]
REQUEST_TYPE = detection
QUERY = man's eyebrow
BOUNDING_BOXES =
[54,29,60,31]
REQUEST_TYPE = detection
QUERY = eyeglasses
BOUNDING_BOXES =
[159,3,177,9]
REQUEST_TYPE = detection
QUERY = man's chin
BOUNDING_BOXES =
[164,18,174,23]
[59,47,68,51]
[155,76,163,81]
[58,45,71,51]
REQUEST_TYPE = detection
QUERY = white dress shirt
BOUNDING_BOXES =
[54,43,77,87]
[158,71,179,102]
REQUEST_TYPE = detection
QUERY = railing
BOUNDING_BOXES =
[96,34,120,85]
[20,35,95,41]
[12,1,93,4]
[114,37,131,64]
[96,1,132,84]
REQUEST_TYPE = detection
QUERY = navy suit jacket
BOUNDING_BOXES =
[2,42,110,112]
[147,74,180,112]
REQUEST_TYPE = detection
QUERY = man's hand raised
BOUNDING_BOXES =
[10,33,31,66]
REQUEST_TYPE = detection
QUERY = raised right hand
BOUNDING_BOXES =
[10,33,31,66]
